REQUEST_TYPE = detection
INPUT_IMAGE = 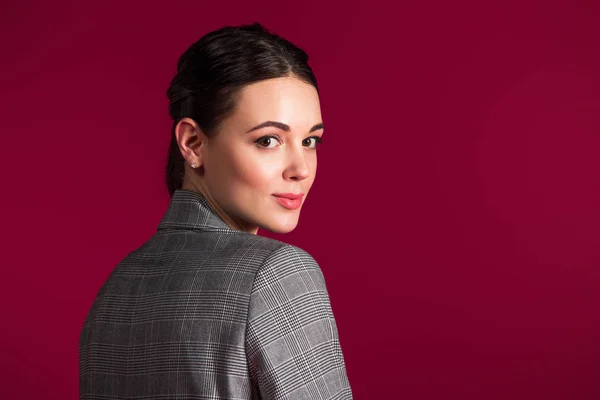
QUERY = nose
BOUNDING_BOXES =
[283,143,311,181]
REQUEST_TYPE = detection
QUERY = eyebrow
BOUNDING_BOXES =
[246,121,324,134]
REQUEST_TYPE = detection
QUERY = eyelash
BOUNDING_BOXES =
[254,135,323,149]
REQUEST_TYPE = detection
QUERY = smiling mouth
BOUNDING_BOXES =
[273,195,303,210]
[272,193,304,200]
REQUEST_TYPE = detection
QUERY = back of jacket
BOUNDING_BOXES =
[79,190,353,399]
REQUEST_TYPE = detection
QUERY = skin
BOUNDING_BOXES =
[176,75,324,235]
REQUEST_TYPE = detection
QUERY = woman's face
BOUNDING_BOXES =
[190,76,323,234]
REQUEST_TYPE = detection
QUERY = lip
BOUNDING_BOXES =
[273,193,304,210]
[272,193,304,200]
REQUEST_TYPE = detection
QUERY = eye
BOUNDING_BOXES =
[255,135,281,148]
[303,136,323,149]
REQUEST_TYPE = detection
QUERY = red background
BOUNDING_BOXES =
[2,0,600,398]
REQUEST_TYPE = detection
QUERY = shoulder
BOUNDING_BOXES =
[232,233,319,270]
[238,232,290,253]
[252,242,325,293]
[264,243,318,267]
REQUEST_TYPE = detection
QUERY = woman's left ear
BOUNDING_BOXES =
[175,117,205,169]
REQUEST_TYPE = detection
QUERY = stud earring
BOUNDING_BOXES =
[190,163,197,168]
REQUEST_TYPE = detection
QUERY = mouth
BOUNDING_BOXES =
[272,194,304,210]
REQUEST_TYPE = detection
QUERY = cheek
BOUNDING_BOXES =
[310,155,317,172]
[227,147,279,189]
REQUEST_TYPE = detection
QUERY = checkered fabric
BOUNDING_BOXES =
[79,189,352,399]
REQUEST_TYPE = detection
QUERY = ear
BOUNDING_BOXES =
[175,118,206,168]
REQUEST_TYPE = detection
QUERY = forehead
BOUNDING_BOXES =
[232,76,322,129]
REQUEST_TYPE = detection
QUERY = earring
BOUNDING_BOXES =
[190,163,197,168]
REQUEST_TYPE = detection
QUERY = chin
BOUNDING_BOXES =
[259,217,299,234]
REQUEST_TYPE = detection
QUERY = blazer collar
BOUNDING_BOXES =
[157,189,239,233]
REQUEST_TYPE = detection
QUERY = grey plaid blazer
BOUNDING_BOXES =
[79,189,352,399]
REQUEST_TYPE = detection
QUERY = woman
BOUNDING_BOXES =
[79,22,353,399]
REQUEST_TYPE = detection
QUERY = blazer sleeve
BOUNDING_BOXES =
[245,244,353,400]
